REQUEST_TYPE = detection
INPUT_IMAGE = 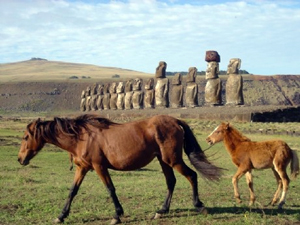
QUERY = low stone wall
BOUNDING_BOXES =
[251,106,300,122]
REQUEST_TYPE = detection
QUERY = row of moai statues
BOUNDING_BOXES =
[80,52,244,111]
[80,78,151,111]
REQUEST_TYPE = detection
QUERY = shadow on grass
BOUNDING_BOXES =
[170,206,300,216]
[66,206,300,224]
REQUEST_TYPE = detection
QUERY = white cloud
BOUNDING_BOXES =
[0,0,300,75]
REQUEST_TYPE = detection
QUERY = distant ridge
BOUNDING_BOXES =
[0,59,153,82]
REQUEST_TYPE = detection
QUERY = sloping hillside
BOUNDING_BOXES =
[0,58,153,82]
[0,59,299,115]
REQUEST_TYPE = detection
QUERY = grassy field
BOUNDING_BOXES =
[0,117,300,225]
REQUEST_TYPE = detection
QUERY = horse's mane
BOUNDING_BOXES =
[28,114,118,145]
[227,124,251,142]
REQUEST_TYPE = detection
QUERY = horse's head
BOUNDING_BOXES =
[18,119,45,166]
[206,122,229,145]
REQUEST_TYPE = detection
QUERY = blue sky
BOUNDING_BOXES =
[1,0,300,75]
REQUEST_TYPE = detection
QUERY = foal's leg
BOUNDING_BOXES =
[270,168,282,206]
[173,161,205,212]
[93,165,124,225]
[245,171,255,206]
[232,168,246,204]
[154,157,176,219]
[54,166,88,223]
[274,164,290,209]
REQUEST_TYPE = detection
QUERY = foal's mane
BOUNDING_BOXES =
[28,114,118,144]
[226,123,251,142]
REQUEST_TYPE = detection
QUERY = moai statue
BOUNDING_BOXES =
[85,86,92,111]
[90,83,98,111]
[226,58,244,105]
[109,82,118,110]
[103,83,111,110]
[80,89,86,111]
[155,61,169,108]
[116,82,125,110]
[185,67,198,108]
[132,78,143,109]
[96,84,104,110]
[124,79,134,110]
[205,51,222,105]
[170,73,183,108]
[144,78,155,109]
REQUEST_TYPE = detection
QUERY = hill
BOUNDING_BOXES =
[0,58,153,82]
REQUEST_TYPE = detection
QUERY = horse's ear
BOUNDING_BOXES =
[225,122,230,130]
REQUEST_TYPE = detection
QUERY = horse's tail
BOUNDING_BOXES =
[290,150,299,179]
[177,119,222,181]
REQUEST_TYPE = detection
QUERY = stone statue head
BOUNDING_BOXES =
[125,79,133,92]
[104,83,110,93]
[133,78,143,91]
[91,83,98,95]
[109,82,117,94]
[186,67,197,83]
[116,82,125,93]
[205,62,219,79]
[155,61,167,78]
[145,78,154,90]
[172,73,182,85]
[86,86,91,96]
[227,58,241,75]
[97,84,104,95]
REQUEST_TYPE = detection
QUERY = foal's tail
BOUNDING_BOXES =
[291,150,299,179]
[178,120,223,181]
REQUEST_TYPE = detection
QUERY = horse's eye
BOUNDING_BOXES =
[23,135,29,141]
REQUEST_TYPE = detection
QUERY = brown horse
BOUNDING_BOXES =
[206,122,299,209]
[18,114,222,224]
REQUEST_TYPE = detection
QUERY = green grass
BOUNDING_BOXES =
[0,118,300,225]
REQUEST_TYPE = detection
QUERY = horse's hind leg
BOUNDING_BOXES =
[245,171,255,206]
[93,165,124,224]
[172,161,205,213]
[154,157,176,219]
[270,167,282,206]
[274,164,290,209]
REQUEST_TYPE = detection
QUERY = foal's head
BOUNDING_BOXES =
[206,122,229,145]
[18,119,45,166]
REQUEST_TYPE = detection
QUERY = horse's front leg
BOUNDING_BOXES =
[54,166,88,223]
[245,171,255,206]
[232,168,246,204]
[94,165,124,225]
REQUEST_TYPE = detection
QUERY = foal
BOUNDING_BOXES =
[206,122,299,208]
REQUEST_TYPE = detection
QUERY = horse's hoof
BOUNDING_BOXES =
[153,213,162,219]
[236,199,242,204]
[53,218,63,223]
[110,217,121,225]
[278,202,285,209]
[198,207,208,216]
